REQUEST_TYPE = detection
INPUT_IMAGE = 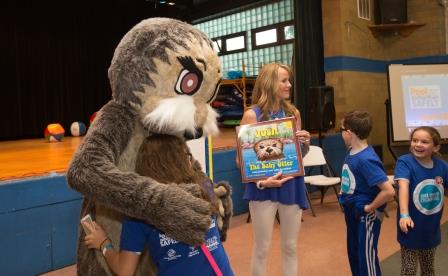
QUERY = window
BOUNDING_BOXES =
[255,28,278,46]
[251,20,294,50]
[212,39,222,54]
[226,36,245,52]
[212,32,247,55]
[283,25,294,40]
[357,0,371,20]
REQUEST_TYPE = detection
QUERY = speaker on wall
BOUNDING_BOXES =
[374,0,407,24]
[308,86,336,131]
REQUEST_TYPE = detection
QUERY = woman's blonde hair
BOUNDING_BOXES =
[250,63,298,121]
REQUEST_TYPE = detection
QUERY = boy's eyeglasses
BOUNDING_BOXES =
[340,127,347,132]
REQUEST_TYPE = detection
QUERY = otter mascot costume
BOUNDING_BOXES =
[67,18,232,275]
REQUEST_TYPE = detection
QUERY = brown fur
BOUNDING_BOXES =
[134,134,233,241]
[67,18,226,276]
[253,138,284,161]
[193,98,211,127]
[135,134,219,213]
[213,182,233,241]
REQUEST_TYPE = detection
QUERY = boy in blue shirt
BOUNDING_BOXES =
[339,110,395,276]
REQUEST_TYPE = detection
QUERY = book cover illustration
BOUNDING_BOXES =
[236,117,304,183]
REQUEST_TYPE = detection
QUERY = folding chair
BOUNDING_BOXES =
[303,145,342,216]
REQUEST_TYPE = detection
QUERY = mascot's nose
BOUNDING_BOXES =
[184,127,203,140]
[266,147,273,153]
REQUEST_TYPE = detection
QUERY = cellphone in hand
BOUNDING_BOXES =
[80,214,94,235]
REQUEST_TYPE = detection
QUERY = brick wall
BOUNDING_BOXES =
[321,0,446,168]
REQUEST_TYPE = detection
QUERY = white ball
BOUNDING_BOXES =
[70,121,87,136]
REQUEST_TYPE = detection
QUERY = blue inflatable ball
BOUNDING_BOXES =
[70,121,87,137]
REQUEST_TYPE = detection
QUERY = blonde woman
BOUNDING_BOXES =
[238,63,310,276]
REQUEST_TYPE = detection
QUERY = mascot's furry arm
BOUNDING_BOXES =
[68,18,225,275]
[67,101,212,245]
[214,182,233,241]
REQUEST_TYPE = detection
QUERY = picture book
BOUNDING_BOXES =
[236,117,304,182]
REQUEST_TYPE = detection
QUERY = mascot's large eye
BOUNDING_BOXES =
[176,70,200,94]
[175,56,203,96]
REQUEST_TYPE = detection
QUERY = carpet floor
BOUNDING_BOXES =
[381,221,448,275]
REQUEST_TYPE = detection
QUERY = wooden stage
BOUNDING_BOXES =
[0,128,238,182]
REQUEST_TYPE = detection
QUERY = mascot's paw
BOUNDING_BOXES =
[214,181,233,241]
[152,185,212,246]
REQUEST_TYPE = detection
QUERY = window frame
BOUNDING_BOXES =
[211,39,222,54]
[213,31,247,56]
[282,23,295,42]
[357,0,371,21]
[251,20,295,50]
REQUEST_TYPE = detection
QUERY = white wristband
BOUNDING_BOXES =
[256,181,265,190]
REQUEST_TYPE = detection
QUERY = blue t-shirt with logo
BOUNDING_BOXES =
[339,146,388,211]
[120,216,234,276]
[394,153,448,249]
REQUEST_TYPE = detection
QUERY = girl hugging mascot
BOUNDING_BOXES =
[67,18,232,275]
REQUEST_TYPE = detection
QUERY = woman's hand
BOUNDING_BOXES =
[296,130,311,145]
[82,221,109,250]
[259,171,293,188]
[399,217,414,234]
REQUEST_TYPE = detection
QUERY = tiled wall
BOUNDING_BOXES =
[195,0,294,77]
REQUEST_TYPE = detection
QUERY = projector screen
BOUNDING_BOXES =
[388,63,448,141]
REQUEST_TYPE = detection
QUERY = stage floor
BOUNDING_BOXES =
[0,128,237,182]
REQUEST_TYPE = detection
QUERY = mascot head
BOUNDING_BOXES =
[108,18,222,139]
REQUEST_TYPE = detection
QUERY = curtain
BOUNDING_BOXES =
[0,0,325,140]
[292,0,325,130]
[0,0,178,140]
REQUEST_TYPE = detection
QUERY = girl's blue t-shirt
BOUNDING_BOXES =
[242,106,309,209]
[339,146,388,210]
[120,216,234,276]
[394,153,448,249]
